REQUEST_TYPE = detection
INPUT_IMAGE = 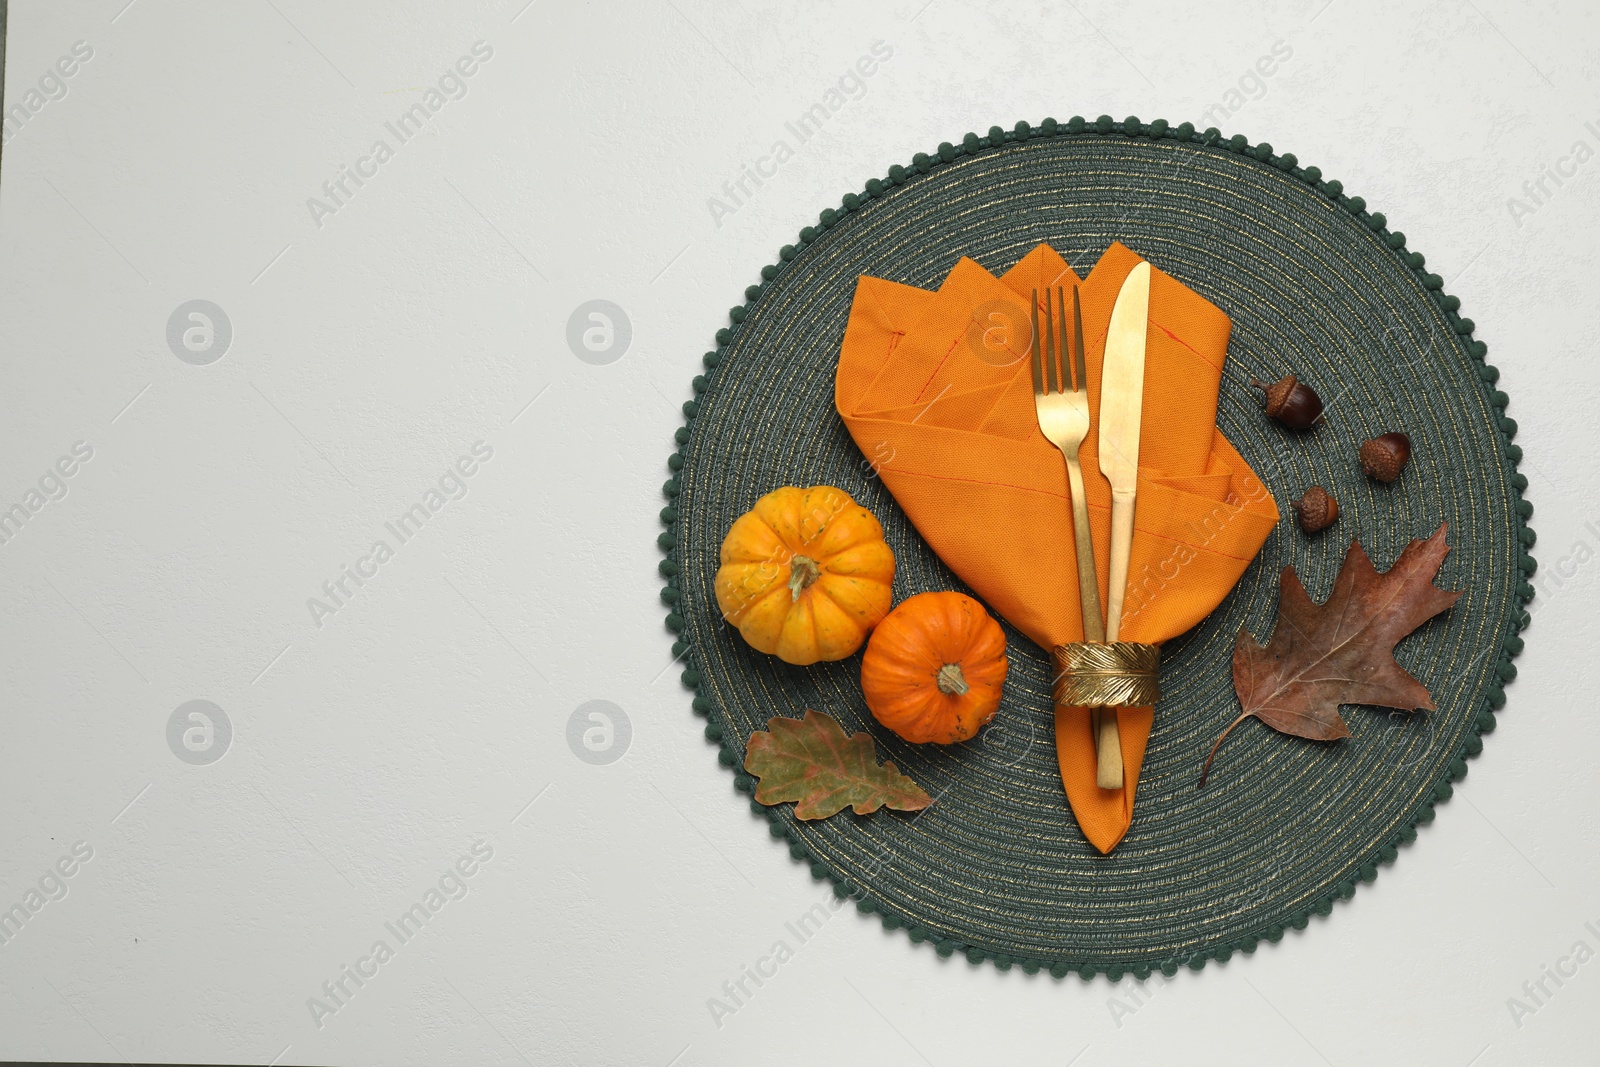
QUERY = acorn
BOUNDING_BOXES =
[1294,486,1339,533]
[1359,432,1411,482]
[1251,374,1323,429]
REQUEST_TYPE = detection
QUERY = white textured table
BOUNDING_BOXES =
[0,1,1594,1064]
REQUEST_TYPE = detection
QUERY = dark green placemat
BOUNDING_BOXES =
[658,117,1534,978]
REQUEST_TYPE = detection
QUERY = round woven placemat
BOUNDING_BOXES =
[658,117,1535,978]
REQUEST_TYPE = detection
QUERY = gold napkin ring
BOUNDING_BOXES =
[1051,642,1161,708]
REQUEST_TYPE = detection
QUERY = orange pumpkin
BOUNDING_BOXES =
[860,591,1008,744]
[715,486,895,665]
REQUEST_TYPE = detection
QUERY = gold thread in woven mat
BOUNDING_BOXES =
[1051,642,1161,707]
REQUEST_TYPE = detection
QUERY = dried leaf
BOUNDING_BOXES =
[1202,523,1462,786]
[744,710,931,820]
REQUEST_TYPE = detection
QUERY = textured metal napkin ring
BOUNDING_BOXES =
[1051,642,1162,707]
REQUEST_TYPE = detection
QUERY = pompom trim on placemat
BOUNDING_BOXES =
[656,115,1535,980]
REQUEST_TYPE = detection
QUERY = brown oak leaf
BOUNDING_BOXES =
[744,710,931,820]
[1201,523,1462,786]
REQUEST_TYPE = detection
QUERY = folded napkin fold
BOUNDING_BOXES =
[835,242,1279,853]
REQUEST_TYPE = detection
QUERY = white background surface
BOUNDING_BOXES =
[1,1,1596,1064]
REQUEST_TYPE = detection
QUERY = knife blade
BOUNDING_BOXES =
[1091,260,1150,790]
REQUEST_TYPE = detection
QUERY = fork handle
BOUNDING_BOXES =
[1063,455,1104,644]
[1063,454,1124,790]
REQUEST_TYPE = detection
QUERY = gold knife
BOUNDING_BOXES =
[1093,261,1152,789]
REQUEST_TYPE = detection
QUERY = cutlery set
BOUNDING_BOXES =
[1031,262,1151,789]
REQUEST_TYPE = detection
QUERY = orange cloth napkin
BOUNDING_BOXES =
[835,242,1279,853]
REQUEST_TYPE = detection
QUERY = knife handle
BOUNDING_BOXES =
[1094,710,1124,789]
[1104,490,1137,643]
[1094,490,1137,790]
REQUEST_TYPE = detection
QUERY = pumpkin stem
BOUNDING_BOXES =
[936,663,969,696]
[787,555,822,601]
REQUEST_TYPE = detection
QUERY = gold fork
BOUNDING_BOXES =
[1031,286,1123,789]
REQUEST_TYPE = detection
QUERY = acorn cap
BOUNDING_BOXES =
[1294,485,1339,533]
[1258,374,1298,417]
[1359,432,1412,482]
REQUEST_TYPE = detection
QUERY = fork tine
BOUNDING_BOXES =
[1030,288,1043,395]
[1042,288,1058,394]
[1055,287,1070,392]
[1072,284,1088,394]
